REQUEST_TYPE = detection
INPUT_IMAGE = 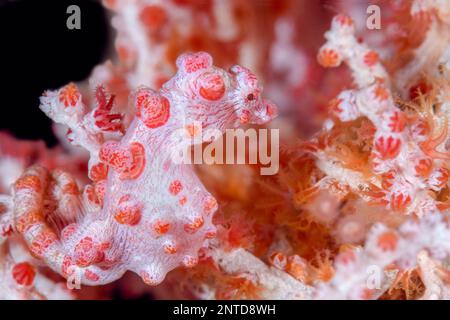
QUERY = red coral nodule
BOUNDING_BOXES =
[374,135,401,160]
[197,72,225,101]
[12,262,36,286]
[317,48,341,68]
[377,231,399,252]
[135,89,171,129]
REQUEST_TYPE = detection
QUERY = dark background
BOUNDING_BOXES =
[0,0,109,146]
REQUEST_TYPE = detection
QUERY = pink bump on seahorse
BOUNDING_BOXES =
[11,52,278,286]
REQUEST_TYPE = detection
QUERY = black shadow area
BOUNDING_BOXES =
[0,0,109,146]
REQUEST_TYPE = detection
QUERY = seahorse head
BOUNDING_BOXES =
[164,52,277,133]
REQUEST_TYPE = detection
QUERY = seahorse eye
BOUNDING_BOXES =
[246,93,255,101]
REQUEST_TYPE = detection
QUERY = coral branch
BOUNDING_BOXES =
[315,211,450,299]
